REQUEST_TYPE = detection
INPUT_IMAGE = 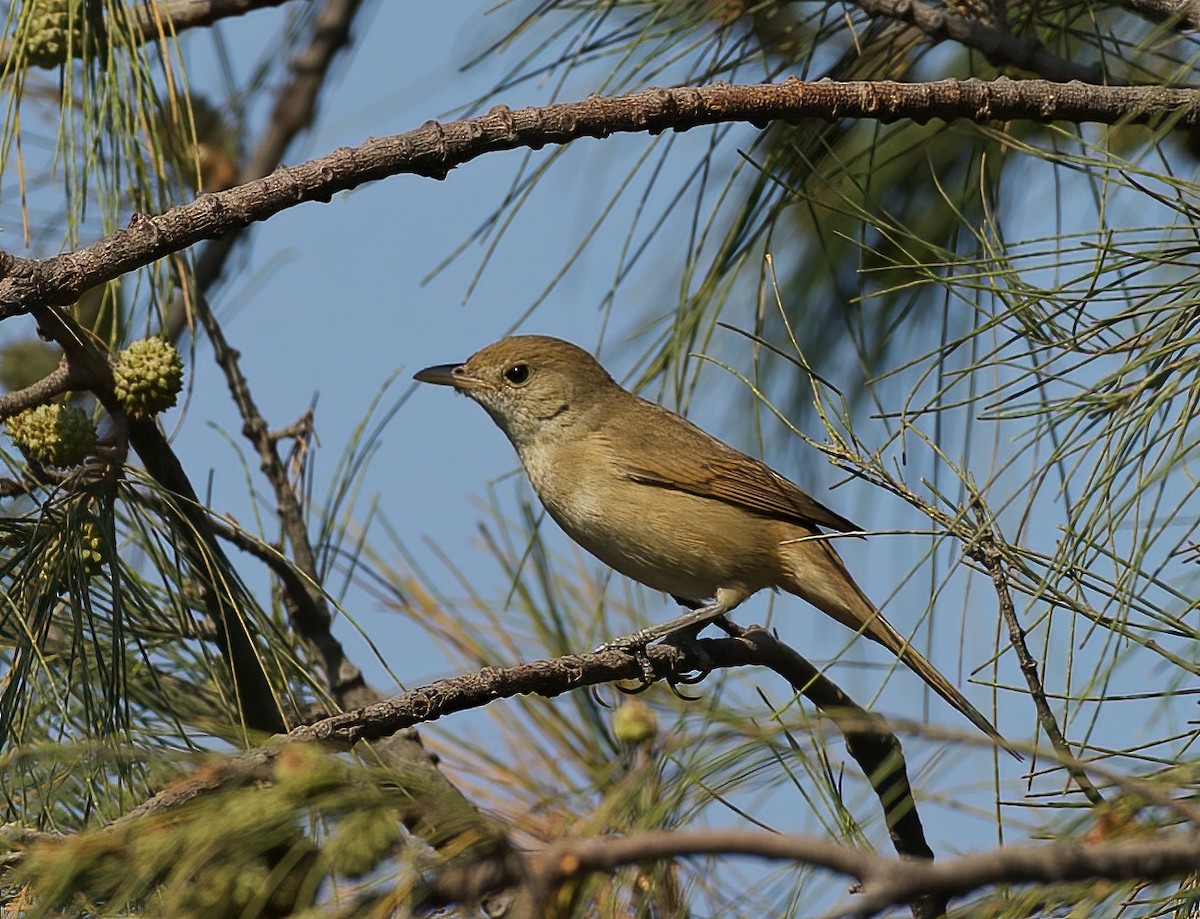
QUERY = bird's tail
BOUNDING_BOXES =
[781,536,1013,756]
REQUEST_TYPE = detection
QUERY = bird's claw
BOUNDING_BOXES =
[599,622,722,693]
[598,631,659,688]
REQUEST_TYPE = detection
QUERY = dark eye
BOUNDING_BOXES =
[503,363,530,386]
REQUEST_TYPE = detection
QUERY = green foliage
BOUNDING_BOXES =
[0,340,62,394]
[0,0,1198,915]
[8,745,436,917]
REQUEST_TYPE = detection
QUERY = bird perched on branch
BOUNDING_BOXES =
[415,334,1006,750]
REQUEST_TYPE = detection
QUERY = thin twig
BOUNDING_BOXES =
[966,489,1105,806]
[163,0,364,341]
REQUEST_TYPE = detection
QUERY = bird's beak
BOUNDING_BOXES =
[413,362,479,390]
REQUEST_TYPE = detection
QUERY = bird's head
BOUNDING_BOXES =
[414,335,619,448]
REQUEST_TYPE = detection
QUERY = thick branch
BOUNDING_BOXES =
[121,633,919,829]
[1,78,1197,317]
[523,828,1200,918]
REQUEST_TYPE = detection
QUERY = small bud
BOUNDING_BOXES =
[613,698,658,746]
[78,518,104,576]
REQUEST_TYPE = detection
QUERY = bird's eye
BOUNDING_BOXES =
[503,363,530,386]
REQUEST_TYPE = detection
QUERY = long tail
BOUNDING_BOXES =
[781,535,1014,756]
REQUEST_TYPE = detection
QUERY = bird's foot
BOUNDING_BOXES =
[599,627,712,694]
[598,606,735,692]
[598,631,658,686]
[595,626,655,653]
[658,628,715,682]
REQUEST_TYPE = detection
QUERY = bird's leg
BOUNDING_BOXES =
[599,598,727,651]
[629,598,732,646]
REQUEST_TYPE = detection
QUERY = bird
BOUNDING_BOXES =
[415,334,1005,748]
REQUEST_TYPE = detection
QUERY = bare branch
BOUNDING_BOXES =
[0,360,74,418]
[118,632,923,825]
[521,827,1200,918]
[1,79,1196,318]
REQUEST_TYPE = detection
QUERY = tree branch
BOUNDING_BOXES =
[29,304,285,735]
[966,489,1105,806]
[0,360,74,417]
[852,0,1101,82]
[114,633,925,834]
[1,78,1196,318]
[521,827,1200,918]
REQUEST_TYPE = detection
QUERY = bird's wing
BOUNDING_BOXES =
[612,401,861,534]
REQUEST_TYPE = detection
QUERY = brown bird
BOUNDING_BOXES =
[415,335,1004,748]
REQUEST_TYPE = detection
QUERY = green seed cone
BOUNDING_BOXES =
[6,403,96,466]
[112,338,184,419]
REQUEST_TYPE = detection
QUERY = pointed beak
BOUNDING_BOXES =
[414,362,482,390]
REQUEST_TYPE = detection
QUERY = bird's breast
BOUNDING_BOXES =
[519,437,780,604]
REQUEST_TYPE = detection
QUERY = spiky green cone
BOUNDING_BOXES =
[112,338,184,419]
[324,808,402,879]
[22,0,84,69]
[6,403,95,466]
